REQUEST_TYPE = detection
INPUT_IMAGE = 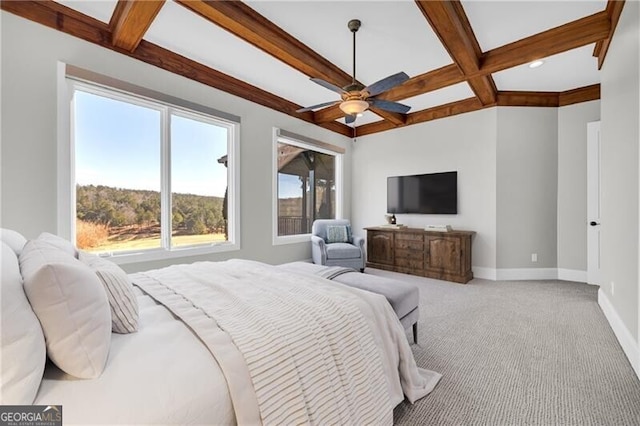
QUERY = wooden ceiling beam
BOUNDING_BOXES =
[558,84,601,106]
[378,64,465,101]
[313,105,344,124]
[481,11,611,76]
[414,0,496,105]
[593,0,625,69]
[406,97,488,125]
[356,97,488,137]
[0,0,354,138]
[2,0,608,139]
[110,0,166,52]
[497,91,559,107]
[356,82,602,137]
[174,0,352,87]
[369,108,406,126]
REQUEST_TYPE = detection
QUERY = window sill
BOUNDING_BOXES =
[98,242,240,265]
[272,234,311,246]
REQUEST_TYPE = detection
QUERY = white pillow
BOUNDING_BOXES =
[79,252,139,334]
[0,228,27,255]
[0,242,46,404]
[37,232,78,258]
[20,240,111,379]
[19,239,79,282]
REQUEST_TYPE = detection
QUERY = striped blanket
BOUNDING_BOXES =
[132,259,440,425]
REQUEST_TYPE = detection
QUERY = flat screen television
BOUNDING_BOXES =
[387,171,457,214]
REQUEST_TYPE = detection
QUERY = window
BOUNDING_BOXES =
[272,129,343,244]
[64,74,239,263]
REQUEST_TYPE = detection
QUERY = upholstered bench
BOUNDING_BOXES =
[278,262,420,343]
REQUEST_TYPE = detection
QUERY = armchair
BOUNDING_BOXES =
[311,219,365,272]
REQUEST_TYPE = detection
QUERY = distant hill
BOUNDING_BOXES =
[76,184,225,234]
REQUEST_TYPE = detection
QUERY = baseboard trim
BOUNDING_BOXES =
[471,267,588,283]
[557,268,588,283]
[496,268,558,281]
[598,289,640,379]
[472,267,497,280]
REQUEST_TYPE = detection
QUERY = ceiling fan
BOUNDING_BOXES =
[296,19,412,124]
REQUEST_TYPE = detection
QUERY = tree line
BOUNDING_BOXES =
[76,184,226,234]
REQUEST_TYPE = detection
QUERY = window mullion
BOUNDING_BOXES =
[161,107,172,250]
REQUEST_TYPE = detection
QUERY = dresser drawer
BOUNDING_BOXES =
[395,257,424,270]
[396,232,423,242]
[396,240,423,250]
[395,249,423,260]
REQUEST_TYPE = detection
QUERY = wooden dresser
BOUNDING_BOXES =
[365,227,475,283]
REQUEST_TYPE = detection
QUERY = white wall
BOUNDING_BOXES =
[0,12,351,273]
[496,108,558,270]
[557,100,600,274]
[599,0,640,345]
[352,105,594,279]
[351,108,498,274]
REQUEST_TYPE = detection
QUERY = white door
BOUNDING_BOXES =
[587,121,602,285]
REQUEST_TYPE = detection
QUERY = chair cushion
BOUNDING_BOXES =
[326,243,362,259]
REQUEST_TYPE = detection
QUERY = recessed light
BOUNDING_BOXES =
[529,60,544,69]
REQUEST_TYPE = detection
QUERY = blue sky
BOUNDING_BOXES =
[75,89,305,199]
[279,173,305,199]
[74,90,228,197]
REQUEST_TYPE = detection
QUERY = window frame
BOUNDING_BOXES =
[271,128,344,246]
[58,64,240,264]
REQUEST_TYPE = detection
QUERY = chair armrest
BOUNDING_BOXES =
[311,235,327,265]
[311,235,326,248]
[352,235,365,249]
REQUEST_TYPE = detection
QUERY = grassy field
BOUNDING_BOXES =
[83,232,227,253]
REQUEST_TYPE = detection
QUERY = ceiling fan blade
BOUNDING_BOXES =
[364,72,410,97]
[345,114,356,124]
[296,100,340,113]
[369,98,411,114]
[310,78,347,95]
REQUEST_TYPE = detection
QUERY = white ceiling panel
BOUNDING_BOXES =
[57,0,117,24]
[247,1,453,86]
[493,45,599,91]
[462,0,606,52]
[403,82,476,111]
[144,1,337,109]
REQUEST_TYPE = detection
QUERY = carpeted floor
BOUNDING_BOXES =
[364,269,640,426]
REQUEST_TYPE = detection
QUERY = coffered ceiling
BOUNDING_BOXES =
[1,0,624,138]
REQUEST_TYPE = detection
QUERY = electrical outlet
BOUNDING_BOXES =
[611,281,615,296]
[531,253,538,262]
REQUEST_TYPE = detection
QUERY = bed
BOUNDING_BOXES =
[1,229,441,425]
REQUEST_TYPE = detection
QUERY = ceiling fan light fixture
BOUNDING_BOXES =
[340,99,369,115]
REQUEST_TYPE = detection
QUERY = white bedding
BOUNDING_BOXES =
[34,259,440,425]
[34,286,236,425]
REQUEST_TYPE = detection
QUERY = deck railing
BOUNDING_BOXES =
[278,216,310,236]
